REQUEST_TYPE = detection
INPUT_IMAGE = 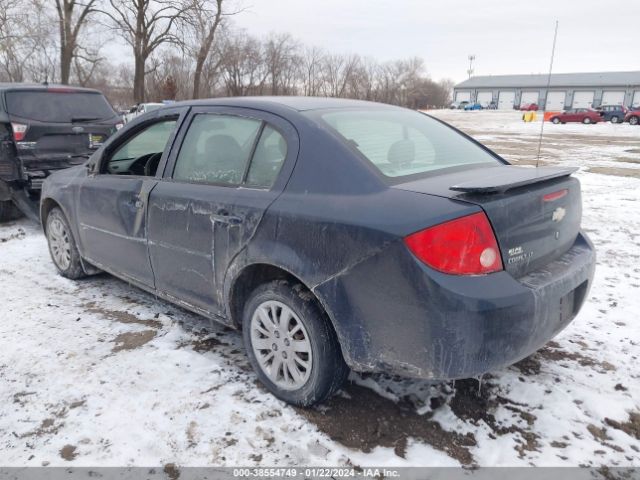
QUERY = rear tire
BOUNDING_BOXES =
[242,280,349,406]
[45,207,86,279]
[0,200,23,222]
[583,117,591,124]
[610,116,620,124]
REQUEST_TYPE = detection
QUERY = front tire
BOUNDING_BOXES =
[610,116,620,124]
[551,117,560,124]
[583,117,591,124]
[629,116,639,126]
[243,280,349,406]
[45,207,86,279]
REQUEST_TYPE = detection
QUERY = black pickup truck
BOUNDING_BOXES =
[0,83,122,221]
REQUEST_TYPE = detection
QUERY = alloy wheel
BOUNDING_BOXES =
[250,300,312,391]
[48,217,72,270]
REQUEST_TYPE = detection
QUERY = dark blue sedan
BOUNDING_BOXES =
[40,97,595,406]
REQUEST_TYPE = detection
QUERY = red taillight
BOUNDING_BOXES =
[543,189,568,202]
[404,212,503,275]
[11,122,28,141]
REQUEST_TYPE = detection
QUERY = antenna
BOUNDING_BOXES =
[536,21,559,167]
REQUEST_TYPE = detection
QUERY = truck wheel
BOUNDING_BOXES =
[0,200,23,222]
[243,280,349,406]
[45,207,86,279]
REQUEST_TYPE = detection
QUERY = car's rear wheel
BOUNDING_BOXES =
[45,207,86,279]
[0,200,23,222]
[551,117,560,124]
[610,116,620,124]
[583,117,591,124]
[630,116,639,126]
[243,280,349,406]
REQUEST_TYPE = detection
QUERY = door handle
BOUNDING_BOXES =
[130,196,144,209]
[212,210,243,225]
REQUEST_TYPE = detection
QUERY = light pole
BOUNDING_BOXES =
[467,55,476,79]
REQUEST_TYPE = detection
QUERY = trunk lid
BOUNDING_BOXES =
[393,165,582,278]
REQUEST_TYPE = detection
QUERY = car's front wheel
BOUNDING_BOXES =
[552,117,560,124]
[583,117,591,124]
[243,280,349,406]
[629,116,639,126]
[610,116,620,124]
[45,207,86,279]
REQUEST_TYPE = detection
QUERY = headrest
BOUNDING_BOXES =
[387,139,415,165]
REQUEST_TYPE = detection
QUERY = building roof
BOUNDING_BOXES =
[455,71,640,89]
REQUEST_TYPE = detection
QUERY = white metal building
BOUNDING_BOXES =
[453,71,640,110]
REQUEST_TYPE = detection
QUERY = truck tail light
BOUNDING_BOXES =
[11,123,28,141]
[404,212,503,275]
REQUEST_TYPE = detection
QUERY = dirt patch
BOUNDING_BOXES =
[605,411,640,440]
[449,379,540,459]
[190,336,224,353]
[59,444,78,461]
[0,227,26,243]
[297,384,476,465]
[513,355,542,375]
[111,330,157,352]
[538,343,615,373]
[587,167,640,178]
[84,302,163,329]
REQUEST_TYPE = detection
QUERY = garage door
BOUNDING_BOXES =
[520,91,539,105]
[572,91,594,109]
[545,91,566,110]
[601,91,625,106]
[634,91,640,108]
[498,91,515,110]
[455,91,471,102]
[476,91,493,107]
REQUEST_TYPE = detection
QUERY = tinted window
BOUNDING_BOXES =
[246,125,287,188]
[173,114,262,185]
[107,120,176,175]
[313,109,500,178]
[5,91,116,123]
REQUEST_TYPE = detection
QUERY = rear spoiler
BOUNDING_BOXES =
[449,166,578,194]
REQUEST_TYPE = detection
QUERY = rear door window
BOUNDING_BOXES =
[5,91,116,123]
[173,114,262,185]
[246,125,287,188]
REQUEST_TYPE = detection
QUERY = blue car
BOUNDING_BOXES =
[40,97,595,406]
[596,105,628,123]
[464,102,483,110]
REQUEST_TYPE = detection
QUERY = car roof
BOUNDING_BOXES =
[175,96,399,112]
[0,82,103,94]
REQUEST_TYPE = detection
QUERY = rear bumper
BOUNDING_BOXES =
[316,231,596,379]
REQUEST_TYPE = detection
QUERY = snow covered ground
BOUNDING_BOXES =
[0,110,638,469]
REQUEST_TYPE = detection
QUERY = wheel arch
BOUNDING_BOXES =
[226,262,350,363]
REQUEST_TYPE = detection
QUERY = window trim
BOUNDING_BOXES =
[167,111,287,191]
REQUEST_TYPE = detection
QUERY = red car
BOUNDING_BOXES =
[549,108,602,124]
[520,103,539,111]
[624,109,640,125]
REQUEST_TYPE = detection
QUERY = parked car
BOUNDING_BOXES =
[0,83,122,221]
[624,109,640,125]
[450,100,470,109]
[40,97,595,406]
[485,101,497,110]
[124,102,165,123]
[595,104,628,123]
[463,102,483,111]
[519,103,539,111]
[549,109,602,124]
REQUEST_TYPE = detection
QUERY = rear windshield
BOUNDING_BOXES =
[5,90,116,123]
[312,108,501,178]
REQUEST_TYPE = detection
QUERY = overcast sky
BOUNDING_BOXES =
[229,0,640,83]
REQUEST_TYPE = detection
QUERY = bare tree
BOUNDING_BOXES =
[101,0,188,102]
[54,0,100,84]
[186,0,241,99]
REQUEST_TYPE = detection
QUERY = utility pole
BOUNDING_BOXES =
[467,55,476,78]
